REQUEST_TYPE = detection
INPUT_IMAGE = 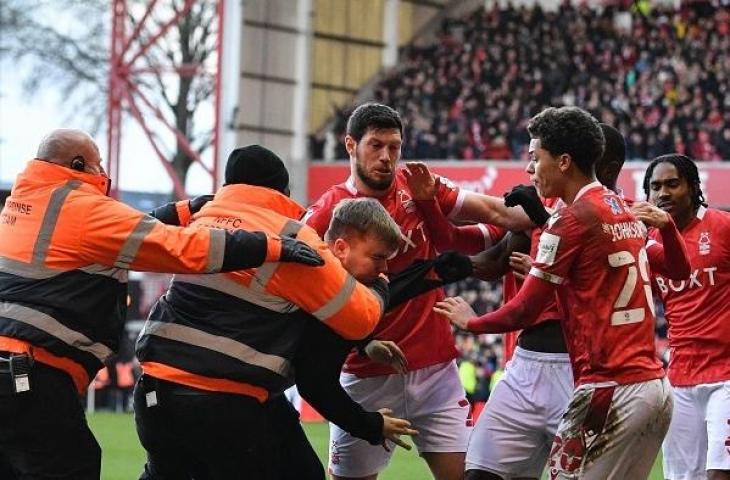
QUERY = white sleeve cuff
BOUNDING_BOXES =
[447,189,468,220]
[529,267,564,285]
[477,223,493,249]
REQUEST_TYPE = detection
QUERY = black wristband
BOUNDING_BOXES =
[148,202,180,226]
[370,277,389,311]
[220,230,268,272]
[356,335,374,358]
[363,411,386,445]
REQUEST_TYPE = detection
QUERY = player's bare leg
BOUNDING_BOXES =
[422,451,465,480]
[708,470,730,480]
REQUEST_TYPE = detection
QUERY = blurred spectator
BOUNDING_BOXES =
[458,351,478,404]
[448,280,503,401]
[317,2,729,162]
[716,127,730,160]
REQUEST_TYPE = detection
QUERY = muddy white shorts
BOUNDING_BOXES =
[465,347,573,479]
[328,360,471,478]
[548,376,672,480]
[662,380,730,480]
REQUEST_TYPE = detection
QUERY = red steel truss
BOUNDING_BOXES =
[107,0,224,199]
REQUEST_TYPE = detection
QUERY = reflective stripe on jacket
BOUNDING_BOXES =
[0,160,243,392]
[136,184,385,401]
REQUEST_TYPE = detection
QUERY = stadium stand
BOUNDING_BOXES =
[317,1,730,162]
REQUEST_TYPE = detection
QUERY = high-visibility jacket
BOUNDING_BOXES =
[0,160,278,393]
[136,184,386,402]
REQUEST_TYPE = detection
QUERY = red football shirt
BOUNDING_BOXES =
[649,206,730,387]
[530,182,664,386]
[304,169,466,377]
[502,198,564,363]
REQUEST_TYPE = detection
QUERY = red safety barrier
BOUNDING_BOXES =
[472,401,487,423]
[116,362,136,389]
[300,400,325,423]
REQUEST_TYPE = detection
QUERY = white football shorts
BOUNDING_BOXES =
[328,360,471,478]
[465,347,573,479]
[662,381,730,480]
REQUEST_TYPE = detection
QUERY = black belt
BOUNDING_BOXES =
[0,351,34,394]
[0,351,33,374]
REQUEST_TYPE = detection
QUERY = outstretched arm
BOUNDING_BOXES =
[441,206,582,333]
[434,274,555,333]
[404,162,495,254]
[454,191,535,231]
[404,161,535,232]
[386,251,473,309]
[148,195,213,226]
[413,199,493,254]
[470,231,531,281]
[80,196,322,274]
[295,322,417,449]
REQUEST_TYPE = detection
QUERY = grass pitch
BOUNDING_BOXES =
[88,412,664,479]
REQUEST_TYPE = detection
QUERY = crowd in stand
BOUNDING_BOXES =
[314,1,730,162]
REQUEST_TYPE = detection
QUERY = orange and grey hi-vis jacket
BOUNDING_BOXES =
[0,161,282,393]
[136,184,386,402]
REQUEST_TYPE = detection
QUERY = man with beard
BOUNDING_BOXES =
[643,154,730,480]
[304,103,532,480]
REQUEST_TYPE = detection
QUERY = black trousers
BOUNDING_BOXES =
[134,376,277,480]
[266,395,325,480]
[0,358,101,480]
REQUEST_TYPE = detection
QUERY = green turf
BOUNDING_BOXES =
[88,412,146,480]
[88,412,665,479]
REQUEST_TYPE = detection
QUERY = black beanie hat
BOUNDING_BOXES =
[224,145,289,193]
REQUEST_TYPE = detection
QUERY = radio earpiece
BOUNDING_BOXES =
[70,156,86,172]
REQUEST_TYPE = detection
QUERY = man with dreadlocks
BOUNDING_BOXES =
[643,153,730,480]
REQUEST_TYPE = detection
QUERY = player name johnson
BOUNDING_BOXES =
[602,221,647,242]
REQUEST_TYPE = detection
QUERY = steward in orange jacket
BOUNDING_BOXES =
[0,130,322,480]
[134,145,387,480]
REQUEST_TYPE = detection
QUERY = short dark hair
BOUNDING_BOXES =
[346,103,403,142]
[642,154,707,208]
[527,107,605,177]
[599,123,626,169]
[325,198,401,252]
